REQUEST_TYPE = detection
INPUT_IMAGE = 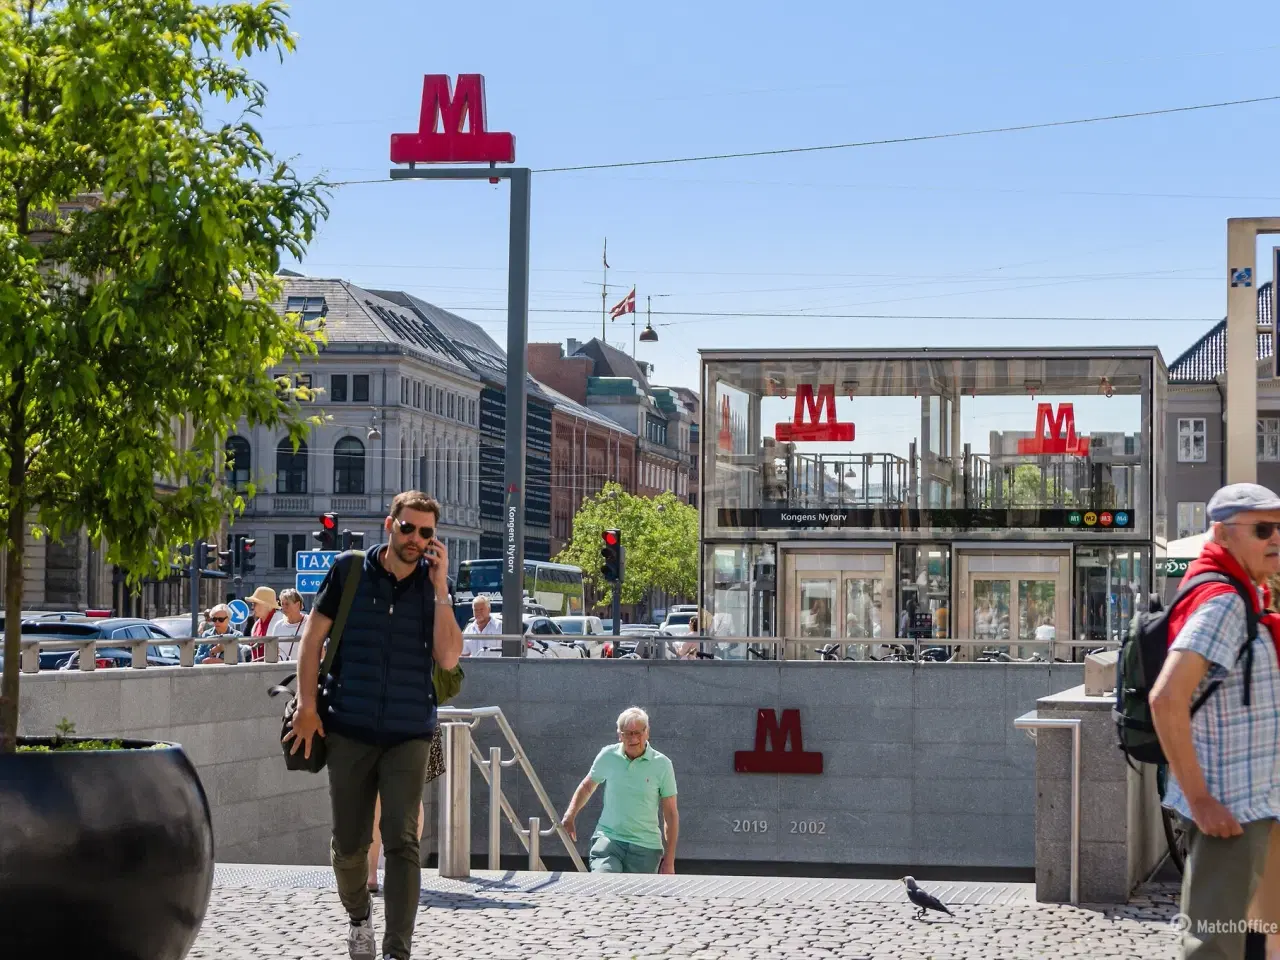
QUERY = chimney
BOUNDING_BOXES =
[566,338,583,356]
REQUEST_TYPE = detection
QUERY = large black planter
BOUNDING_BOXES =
[0,739,214,960]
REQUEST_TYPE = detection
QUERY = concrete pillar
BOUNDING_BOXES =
[1226,218,1280,483]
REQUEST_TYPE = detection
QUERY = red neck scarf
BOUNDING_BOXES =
[1170,540,1280,658]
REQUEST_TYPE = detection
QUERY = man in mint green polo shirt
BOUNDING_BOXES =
[560,706,680,873]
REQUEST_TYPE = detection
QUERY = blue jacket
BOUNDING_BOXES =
[323,546,437,745]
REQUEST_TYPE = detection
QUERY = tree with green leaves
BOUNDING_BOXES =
[0,1,327,751]
[554,483,699,609]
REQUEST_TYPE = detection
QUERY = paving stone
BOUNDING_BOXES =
[189,871,1184,959]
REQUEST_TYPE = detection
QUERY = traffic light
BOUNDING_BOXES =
[600,529,624,583]
[239,537,257,575]
[314,512,339,550]
[218,546,233,575]
[340,530,366,551]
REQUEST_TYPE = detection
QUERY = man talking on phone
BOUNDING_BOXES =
[284,491,463,960]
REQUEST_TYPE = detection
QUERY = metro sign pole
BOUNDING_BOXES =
[390,74,529,646]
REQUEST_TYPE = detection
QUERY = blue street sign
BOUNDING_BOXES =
[297,550,339,572]
[227,599,251,624]
[295,571,327,594]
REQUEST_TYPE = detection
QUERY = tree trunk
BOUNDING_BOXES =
[0,491,26,753]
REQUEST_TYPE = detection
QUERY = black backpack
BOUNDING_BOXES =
[1114,571,1257,767]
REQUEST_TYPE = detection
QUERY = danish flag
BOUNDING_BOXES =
[609,287,636,320]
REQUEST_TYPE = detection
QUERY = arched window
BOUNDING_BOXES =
[334,437,366,495]
[225,436,250,490]
[276,438,308,494]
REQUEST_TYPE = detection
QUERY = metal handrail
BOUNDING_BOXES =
[17,636,281,672]
[686,636,1121,663]
[1013,712,1081,905]
[437,705,587,873]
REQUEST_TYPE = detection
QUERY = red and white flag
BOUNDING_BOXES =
[610,287,636,320]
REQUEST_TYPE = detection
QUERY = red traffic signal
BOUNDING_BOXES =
[322,513,337,530]
[600,529,623,583]
[603,530,619,547]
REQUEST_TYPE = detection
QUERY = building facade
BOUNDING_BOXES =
[228,276,483,599]
[1165,283,1277,540]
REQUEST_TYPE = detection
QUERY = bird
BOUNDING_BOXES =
[901,876,953,921]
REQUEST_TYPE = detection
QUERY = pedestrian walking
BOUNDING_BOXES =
[462,594,501,658]
[269,587,308,660]
[1150,483,1280,960]
[196,603,249,664]
[246,586,282,661]
[560,706,679,875]
[283,491,463,960]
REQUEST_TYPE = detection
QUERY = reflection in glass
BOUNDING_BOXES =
[1075,546,1149,658]
[898,544,952,641]
[799,578,835,638]
[1018,580,1057,642]
[972,580,1011,642]
[843,577,883,639]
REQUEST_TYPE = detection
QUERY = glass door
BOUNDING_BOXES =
[784,551,895,658]
[956,552,1069,661]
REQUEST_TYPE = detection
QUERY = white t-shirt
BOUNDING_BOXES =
[268,614,307,660]
[463,616,502,657]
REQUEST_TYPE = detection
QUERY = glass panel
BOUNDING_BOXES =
[704,543,776,641]
[1018,580,1057,642]
[1076,545,1150,657]
[972,580,1010,642]
[898,544,951,640]
[797,578,835,639]
[842,577,884,639]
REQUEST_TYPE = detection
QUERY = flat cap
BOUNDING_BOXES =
[1207,483,1280,522]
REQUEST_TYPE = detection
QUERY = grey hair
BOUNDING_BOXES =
[616,706,649,733]
[472,595,491,609]
[209,603,231,617]
[279,588,303,606]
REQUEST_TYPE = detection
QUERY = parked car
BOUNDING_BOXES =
[551,616,610,656]
[660,611,697,635]
[669,604,699,616]
[21,618,182,670]
[463,614,586,659]
[150,614,201,638]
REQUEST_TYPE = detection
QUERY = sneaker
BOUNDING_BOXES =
[347,916,377,960]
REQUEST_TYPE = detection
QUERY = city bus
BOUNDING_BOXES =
[455,559,586,617]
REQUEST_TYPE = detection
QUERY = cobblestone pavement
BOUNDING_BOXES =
[190,870,1184,960]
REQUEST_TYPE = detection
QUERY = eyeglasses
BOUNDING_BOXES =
[1225,521,1280,540]
[395,520,435,540]
[619,728,647,737]
[211,616,228,623]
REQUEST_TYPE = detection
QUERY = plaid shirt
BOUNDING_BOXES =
[1162,593,1280,823]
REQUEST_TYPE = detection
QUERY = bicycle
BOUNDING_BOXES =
[1156,762,1188,874]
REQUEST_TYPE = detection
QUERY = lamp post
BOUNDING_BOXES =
[367,410,384,514]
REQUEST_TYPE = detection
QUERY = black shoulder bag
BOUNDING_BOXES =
[270,551,365,773]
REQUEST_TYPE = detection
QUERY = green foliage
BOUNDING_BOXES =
[0,1,328,750]
[16,716,126,751]
[553,483,698,607]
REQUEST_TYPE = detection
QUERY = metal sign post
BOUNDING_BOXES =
[390,74,528,644]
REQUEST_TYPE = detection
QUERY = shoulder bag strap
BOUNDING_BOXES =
[320,550,365,676]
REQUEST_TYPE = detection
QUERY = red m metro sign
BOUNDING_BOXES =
[734,708,823,774]
[390,74,516,164]
[774,384,855,443]
[1017,403,1089,456]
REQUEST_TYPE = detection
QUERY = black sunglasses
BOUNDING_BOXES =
[395,520,435,540]
[210,616,228,623]
[1226,521,1280,540]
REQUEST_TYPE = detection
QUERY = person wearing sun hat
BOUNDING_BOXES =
[1150,483,1280,960]
[245,585,281,661]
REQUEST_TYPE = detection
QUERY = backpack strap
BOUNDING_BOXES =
[320,550,365,677]
[1176,571,1259,714]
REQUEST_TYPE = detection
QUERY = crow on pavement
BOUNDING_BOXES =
[901,876,953,920]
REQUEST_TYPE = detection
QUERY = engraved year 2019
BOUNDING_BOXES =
[731,819,768,833]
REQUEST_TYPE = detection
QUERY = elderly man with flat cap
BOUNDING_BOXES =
[1151,483,1280,960]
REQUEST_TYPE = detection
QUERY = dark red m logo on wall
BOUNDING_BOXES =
[734,708,823,774]
[774,384,854,443]
[1017,402,1089,456]
[390,74,516,164]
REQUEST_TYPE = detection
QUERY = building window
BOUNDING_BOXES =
[334,437,366,495]
[646,416,668,445]
[400,378,408,405]
[330,374,348,403]
[414,382,421,408]
[448,394,456,419]
[284,295,327,323]
[225,436,250,490]
[1176,502,1206,539]
[1177,418,1207,463]
[292,533,307,568]
[276,438,308,494]
[1260,418,1280,461]
[352,374,370,403]
[273,534,289,569]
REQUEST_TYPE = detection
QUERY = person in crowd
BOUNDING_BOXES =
[246,586,282,661]
[283,490,462,960]
[462,594,501,658]
[196,603,249,664]
[676,616,700,659]
[269,587,308,660]
[560,706,679,875]
[1150,483,1280,960]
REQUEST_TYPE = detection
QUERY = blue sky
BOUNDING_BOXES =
[242,1,1280,392]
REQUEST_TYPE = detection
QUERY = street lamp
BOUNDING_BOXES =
[638,294,667,350]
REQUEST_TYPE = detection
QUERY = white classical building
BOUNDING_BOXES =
[224,273,482,599]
